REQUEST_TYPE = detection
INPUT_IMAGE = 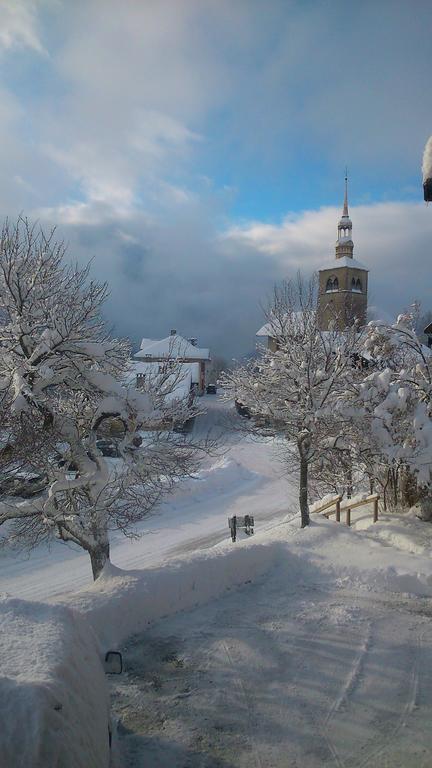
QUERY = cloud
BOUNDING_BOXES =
[0,1,431,358]
[225,201,432,330]
[29,199,432,359]
[0,0,46,54]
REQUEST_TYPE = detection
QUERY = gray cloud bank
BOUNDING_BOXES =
[32,200,432,359]
[0,1,431,356]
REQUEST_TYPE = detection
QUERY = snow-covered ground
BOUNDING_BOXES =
[97,514,432,767]
[0,596,110,768]
[2,396,432,767]
[109,569,432,768]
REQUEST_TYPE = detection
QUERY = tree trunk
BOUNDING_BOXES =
[299,456,310,528]
[89,541,110,580]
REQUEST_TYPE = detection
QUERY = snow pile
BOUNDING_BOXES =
[58,535,288,648]
[352,508,432,556]
[289,518,432,598]
[0,597,110,768]
[55,506,432,652]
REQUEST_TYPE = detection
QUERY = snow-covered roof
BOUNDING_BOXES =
[320,256,369,271]
[256,323,273,337]
[135,334,210,361]
[139,337,156,350]
[256,311,313,338]
[422,135,432,182]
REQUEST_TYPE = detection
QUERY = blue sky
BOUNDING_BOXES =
[1,0,432,356]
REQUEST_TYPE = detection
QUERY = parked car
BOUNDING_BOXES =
[96,439,121,458]
[235,400,251,418]
[0,471,48,498]
[206,383,217,394]
[173,417,195,434]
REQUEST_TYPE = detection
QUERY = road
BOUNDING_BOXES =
[110,569,432,768]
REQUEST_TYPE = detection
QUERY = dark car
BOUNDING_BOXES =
[0,471,48,498]
[96,439,121,458]
[235,400,251,418]
[206,383,217,394]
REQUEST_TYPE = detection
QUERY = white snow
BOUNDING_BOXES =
[321,255,369,270]
[2,397,432,766]
[422,134,432,181]
[135,333,210,361]
[0,597,110,768]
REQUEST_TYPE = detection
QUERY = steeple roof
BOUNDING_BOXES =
[336,172,353,258]
[342,173,349,217]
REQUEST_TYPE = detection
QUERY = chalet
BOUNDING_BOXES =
[133,330,211,395]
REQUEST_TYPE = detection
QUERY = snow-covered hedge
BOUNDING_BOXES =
[0,597,110,768]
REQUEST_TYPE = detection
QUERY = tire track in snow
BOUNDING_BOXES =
[219,639,264,768]
[322,620,373,727]
[218,619,348,768]
[354,630,421,768]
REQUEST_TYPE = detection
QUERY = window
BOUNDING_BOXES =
[326,276,339,293]
[351,277,362,293]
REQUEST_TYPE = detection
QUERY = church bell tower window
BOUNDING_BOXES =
[326,276,339,293]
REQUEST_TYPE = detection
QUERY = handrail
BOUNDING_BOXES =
[312,493,380,526]
[311,494,342,515]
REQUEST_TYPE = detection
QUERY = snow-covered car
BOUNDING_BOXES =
[0,470,48,498]
[0,597,113,768]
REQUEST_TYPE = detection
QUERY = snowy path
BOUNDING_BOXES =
[111,572,432,768]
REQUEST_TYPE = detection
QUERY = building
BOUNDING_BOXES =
[317,177,368,331]
[133,330,211,395]
[424,322,432,348]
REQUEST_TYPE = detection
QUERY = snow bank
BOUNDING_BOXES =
[353,508,432,556]
[289,518,432,598]
[58,536,286,648]
[0,597,110,768]
[57,508,432,653]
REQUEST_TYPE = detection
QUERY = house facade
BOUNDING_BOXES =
[133,330,211,395]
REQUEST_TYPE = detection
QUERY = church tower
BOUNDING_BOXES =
[317,175,368,331]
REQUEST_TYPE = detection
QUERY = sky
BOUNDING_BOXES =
[1,0,432,358]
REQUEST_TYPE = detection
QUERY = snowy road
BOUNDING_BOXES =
[0,397,294,600]
[3,396,432,767]
[111,572,432,768]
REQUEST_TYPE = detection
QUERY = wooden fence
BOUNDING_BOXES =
[312,493,380,526]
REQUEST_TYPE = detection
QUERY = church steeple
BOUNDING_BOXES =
[336,172,354,259]
[317,172,369,332]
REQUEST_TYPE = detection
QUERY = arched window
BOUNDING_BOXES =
[326,276,339,293]
[351,277,362,293]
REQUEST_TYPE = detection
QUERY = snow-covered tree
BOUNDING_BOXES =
[0,218,202,578]
[222,277,364,527]
[349,313,432,511]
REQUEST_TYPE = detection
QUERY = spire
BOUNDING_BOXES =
[335,170,353,259]
[343,169,349,217]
